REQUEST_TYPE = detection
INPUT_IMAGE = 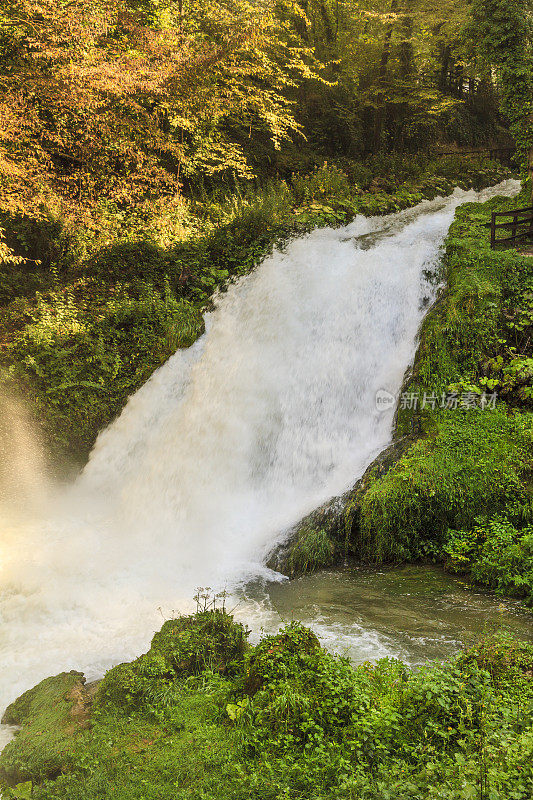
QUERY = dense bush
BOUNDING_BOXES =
[445,511,533,603]
[97,610,250,713]
[3,615,532,800]
[5,283,204,457]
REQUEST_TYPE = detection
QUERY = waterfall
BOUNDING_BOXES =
[0,180,520,714]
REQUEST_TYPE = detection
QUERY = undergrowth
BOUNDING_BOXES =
[1,612,532,800]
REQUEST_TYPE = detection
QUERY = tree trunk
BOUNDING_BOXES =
[399,0,415,79]
[438,45,451,92]
[372,0,398,151]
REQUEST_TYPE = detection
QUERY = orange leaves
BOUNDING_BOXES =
[0,0,322,218]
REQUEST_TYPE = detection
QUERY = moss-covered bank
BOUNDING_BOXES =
[1,610,532,800]
[286,189,533,604]
[0,156,511,465]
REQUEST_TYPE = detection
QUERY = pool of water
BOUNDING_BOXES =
[243,565,533,666]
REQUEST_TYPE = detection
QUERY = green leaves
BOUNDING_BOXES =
[469,0,533,181]
[226,697,249,722]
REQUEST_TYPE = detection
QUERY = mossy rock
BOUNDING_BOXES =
[268,434,420,577]
[97,611,250,711]
[275,525,337,577]
[150,611,250,676]
[0,671,96,786]
[267,496,345,576]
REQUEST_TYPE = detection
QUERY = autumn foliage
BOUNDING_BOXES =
[0,0,316,220]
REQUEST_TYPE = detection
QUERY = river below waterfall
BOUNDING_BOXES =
[243,566,533,665]
[0,180,529,735]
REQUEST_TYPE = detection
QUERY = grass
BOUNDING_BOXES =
[1,612,533,800]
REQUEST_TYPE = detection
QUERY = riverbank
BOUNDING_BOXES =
[1,606,532,799]
[0,156,511,467]
[280,187,533,607]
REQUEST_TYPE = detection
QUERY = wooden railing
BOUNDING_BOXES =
[486,206,533,249]
[433,146,515,164]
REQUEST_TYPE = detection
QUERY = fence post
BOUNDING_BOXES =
[490,213,496,249]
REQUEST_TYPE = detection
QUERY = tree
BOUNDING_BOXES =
[468,0,533,191]
[0,0,321,221]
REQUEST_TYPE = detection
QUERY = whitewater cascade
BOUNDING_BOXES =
[0,181,520,717]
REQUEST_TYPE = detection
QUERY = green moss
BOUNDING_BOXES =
[29,687,243,800]
[285,526,337,577]
[0,672,90,786]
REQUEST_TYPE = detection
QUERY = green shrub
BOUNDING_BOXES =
[242,623,321,695]
[291,164,351,204]
[150,610,250,676]
[0,672,89,785]
[6,283,204,457]
[445,512,533,603]
[460,631,533,680]
[97,610,250,713]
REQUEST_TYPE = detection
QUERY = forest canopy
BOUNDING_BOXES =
[1,0,529,229]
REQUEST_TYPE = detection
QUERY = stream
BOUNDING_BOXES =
[0,180,529,740]
[245,565,533,665]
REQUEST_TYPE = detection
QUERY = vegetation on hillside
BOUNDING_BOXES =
[0,0,530,460]
[334,191,533,605]
[1,609,532,800]
[0,155,511,461]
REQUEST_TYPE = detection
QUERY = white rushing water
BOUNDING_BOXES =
[0,180,520,721]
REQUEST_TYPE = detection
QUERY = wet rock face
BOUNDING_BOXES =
[267,434,420,577]
[63,679,99,733]
[342,434,421,558]
[346,434,420,505]
[266,495,345,576]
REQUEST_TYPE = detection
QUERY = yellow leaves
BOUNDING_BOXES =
[0,153,23,177]
[0,0,324,213]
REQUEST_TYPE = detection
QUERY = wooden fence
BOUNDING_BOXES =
[433,146,515,165]
[486,206,533,249]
